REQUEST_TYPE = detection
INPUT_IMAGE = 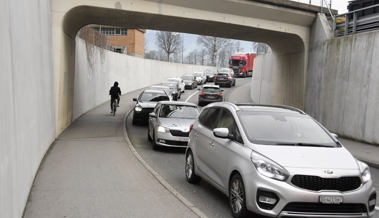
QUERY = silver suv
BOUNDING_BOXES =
[185,102,376,218]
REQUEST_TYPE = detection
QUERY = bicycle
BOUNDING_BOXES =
[112,99,117,116]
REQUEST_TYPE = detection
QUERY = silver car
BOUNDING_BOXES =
[185,102,376,218]
[148,101,199,150]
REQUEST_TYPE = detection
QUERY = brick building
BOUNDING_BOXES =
[94,26,145,57]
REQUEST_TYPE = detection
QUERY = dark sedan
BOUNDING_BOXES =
[214,71,235,87]
[132,89,170,125]
[198,85,223,106]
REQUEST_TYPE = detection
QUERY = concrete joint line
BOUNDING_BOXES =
[122,108,208,218]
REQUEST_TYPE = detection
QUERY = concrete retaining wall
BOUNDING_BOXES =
[250,46,305,110]
[0,0,54,217]
[74,37,216,120]
[250,50,274,104]
[306,14,379,144]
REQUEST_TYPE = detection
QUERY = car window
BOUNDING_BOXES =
[217,109,243,144]
[154,104,160,115]
[182,76,193,80]
[139,92,169,102]
[198,107,221,130]
[202,87,220,93]
[159,105,199,118]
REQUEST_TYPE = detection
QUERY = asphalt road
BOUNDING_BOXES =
[126,78,379,218]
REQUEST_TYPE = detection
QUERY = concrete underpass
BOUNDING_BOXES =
[2,0,379,217]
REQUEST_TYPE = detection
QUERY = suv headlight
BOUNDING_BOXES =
[157,125,169,133]
[251,151,289,181]
[357,160,371,183]
[135,105,142,112]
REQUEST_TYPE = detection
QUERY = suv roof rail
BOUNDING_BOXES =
[235,103,305,115]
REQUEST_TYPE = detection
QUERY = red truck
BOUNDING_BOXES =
[229,53,256,77]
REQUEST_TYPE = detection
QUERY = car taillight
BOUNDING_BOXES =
[189,124,193,132]
[227,76,230,81]
[214,76,217,80]
[216,93,222,96]
[199,93,206,95]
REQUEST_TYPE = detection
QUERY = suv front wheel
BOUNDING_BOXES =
[229,173,247,218]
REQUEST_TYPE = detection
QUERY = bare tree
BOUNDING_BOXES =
[199,49,206,65]
[197,36,230,66]
[156,31,182,62]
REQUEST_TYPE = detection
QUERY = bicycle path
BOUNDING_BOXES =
[23,89,199,218]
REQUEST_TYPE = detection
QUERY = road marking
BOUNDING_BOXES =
[185,90,199,102]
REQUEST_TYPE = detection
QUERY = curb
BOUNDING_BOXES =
[122,108,208,218]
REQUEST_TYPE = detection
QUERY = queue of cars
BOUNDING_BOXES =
[130,69,377,218]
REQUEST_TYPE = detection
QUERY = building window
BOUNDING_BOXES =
[95,27,127,36]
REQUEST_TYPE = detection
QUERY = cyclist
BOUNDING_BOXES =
[109,81,121,113]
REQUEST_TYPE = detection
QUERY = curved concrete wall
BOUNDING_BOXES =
[0,0,54,217]
[74,37,216,120]
[306,14,379,144]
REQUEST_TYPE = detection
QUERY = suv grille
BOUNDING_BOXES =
[170,130,189,137]
[291,175,362,192]
[283,202,367,213]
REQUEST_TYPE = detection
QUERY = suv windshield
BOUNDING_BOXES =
[139,92,169,102]
[238,111,337,146]
[162,83,176,89]
[159,105,199,119]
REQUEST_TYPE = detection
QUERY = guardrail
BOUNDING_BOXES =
[332,3,379,37]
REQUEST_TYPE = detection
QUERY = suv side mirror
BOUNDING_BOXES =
[331,133,339,140]
[149,112,156,118]
[213,128,233,139]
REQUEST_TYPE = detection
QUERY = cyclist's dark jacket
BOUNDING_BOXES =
[109,86,121,98]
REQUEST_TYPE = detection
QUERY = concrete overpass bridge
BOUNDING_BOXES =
[53,0,323,134]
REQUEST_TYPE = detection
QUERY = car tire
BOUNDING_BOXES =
[185,150,201,184]
[152,131,159,150]
[233,80,236,86]
[229,173,248,218]
[147,124,152,141]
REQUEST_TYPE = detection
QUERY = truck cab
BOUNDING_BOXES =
[229,53,256,77]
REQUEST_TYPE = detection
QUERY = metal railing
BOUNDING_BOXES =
[332,3,379,37]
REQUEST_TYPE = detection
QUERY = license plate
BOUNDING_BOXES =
[319,195,343,204]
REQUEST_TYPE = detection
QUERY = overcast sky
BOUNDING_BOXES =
[145,0,351,55]
[296,0,350,13]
